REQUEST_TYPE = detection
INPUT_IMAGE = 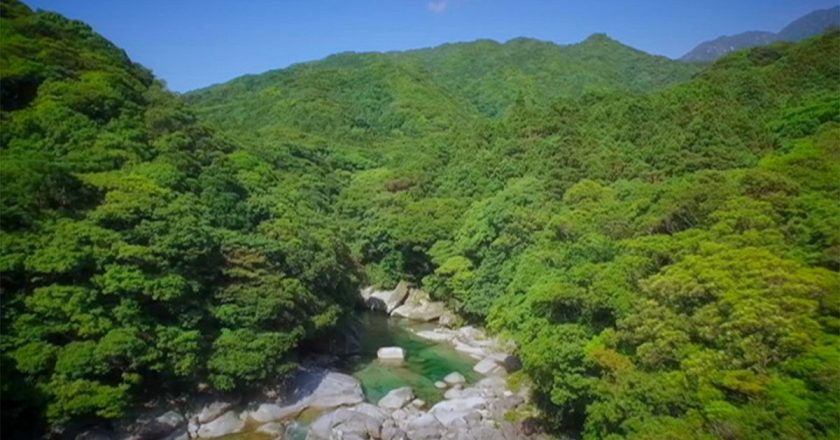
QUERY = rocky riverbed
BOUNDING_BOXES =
[83,283,544,440]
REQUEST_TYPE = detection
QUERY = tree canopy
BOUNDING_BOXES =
[1,1,358,435]
[2,0,838,438]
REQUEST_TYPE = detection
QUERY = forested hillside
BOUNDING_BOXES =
[0,1,358,435]
[186,33,699,140]
[190,29,840,439]
[2,0,839,438]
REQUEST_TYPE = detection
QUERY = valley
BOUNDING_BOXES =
[1,1,838,439]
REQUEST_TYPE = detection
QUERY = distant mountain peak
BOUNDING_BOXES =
[778,6,840,41]
[503,36,549,45]
[680,6,839,62]
[582,33,617,44]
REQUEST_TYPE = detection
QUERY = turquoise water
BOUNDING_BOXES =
[342,313,480,404]
[216,313,478,438]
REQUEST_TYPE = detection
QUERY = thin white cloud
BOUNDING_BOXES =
[427,0,448,13]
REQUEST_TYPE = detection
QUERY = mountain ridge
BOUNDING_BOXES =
[681,6,840,62]
[186,33,671,94]
[185,32,700,137]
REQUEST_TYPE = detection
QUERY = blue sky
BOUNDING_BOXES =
[24,0,839,92]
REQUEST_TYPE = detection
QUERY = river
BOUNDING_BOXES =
[341,312,481,404]
[217,311,482,439]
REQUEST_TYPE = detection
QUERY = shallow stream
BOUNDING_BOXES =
[343,312,480,404]
[218,312,479,439]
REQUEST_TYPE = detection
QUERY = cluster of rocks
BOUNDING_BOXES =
[307,375,528,440]
[101,360,532,440]
[306,360,530,440]
[88,398,242,440]
[303,321,534,439]
[361,282,456,325]
[82,284,538,440]
[96,370,367,440]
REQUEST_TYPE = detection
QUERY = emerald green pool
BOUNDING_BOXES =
[214,312,479,439]
[343,312,480,404]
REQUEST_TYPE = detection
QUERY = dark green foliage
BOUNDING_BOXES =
[186,29,840,439]
[2,1,839,438]
[0,1,357,434]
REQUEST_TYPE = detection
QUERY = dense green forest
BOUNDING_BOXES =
[191,32,840,439]
[2,0,839,438]
[0,1,359,435]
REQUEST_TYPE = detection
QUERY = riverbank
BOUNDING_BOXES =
[78,284,545,440]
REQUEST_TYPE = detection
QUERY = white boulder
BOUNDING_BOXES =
[473,357,504,376]
[430,396,487,427]
[445,386,483,400]
[196,410,245,438]
[444,372,466,386]
[391,301,447,322]
[193,400,237,424]
[377,346,406,363]
[443,386,463,399]
[453,340,489,359]
[406,412,443,431]
[308,408,382,440]
[378,386,414,410]
[368,281,410,313]
[249,401,306,423]
[307,371,365,409]
[348,403,389,424]
[278,369,365,413]
[391,288,447,322]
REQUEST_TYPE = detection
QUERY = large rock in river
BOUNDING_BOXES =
[192,399,238,424]
[307,406,384,440]
[377,346,405,363]
[305,371,365,409]
[429,396,487,427]
[249,401,307,423]
[473,357,504,376]
[348,403,390,423]
[444,372,466,386]
[392,301,447,322]
[196,410,245,438]
[391,289,446,322]
[250,369,364,423]
[367,281,410,313]
[377,386,414,410]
